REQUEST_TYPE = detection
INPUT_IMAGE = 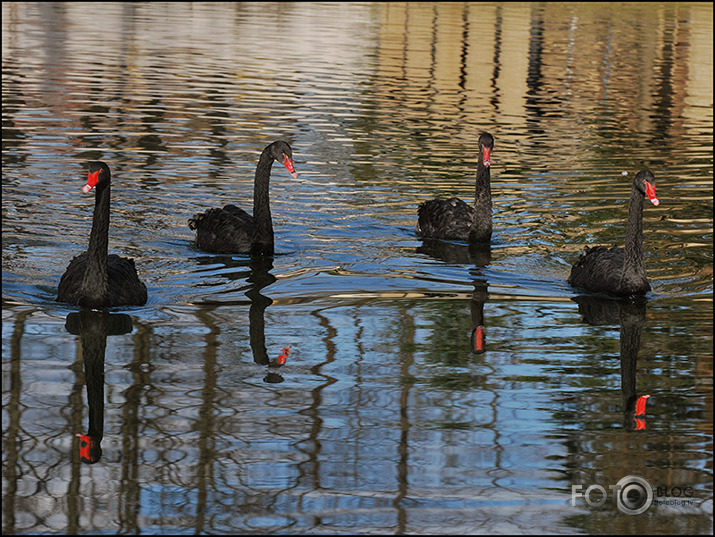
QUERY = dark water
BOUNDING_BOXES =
[2,2,712,535]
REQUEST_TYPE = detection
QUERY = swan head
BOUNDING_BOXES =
[270,140,298,179]
[478,132,494,168]
[635,169,659,206]
[83,161,111,193]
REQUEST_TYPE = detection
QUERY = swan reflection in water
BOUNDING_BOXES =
[65,310,133,464]
[573,296,651,431]
[416,239,492,355]
[194,254,290,383]
[245,256,290,383]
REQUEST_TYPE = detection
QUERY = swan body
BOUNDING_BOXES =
[59,253,146,307]
[416,132,494,243]
[568,169,660,297]
[189,204,254,253]
[189,140,298,255]
[57,161,147,308]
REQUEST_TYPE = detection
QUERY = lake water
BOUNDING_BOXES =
[2,2,712,534]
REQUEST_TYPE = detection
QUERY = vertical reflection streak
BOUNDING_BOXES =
[118,320,152,533]
[194,305,220,534]
[2,308,36,535]
[296,308,338,529]
[393,304,415,534]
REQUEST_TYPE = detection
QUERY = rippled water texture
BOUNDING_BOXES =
[2,2,713,535]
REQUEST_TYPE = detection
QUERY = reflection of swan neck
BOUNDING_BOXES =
[246,264,274,365]
[619,302,644,416]
[67,311,132,456]
[80,319,107,441]
[249,297,269,365]
[84,352,106,439]
[470,279,488,353]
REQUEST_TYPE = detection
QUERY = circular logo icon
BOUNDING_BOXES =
[615,475,653,515]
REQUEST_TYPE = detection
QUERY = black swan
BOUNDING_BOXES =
[568,169,660,297]
[188,140,298,255]
[416,132,495,243]
[57,162,147,308]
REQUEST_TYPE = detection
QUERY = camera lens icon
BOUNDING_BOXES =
[615,475,653,515]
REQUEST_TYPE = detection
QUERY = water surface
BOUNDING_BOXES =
[2,2,712,535]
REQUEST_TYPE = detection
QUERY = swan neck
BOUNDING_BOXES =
[623,182,646,280]
[251,149,275,254]
[83,182,110,299]
[469,161,492,242]
[474,160,492,204]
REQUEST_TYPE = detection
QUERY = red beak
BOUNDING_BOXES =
[635,394,650,416]
[481,147,491,168]
[283,155,298,179]
[83,170,100,193]
[645,182,659,206]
